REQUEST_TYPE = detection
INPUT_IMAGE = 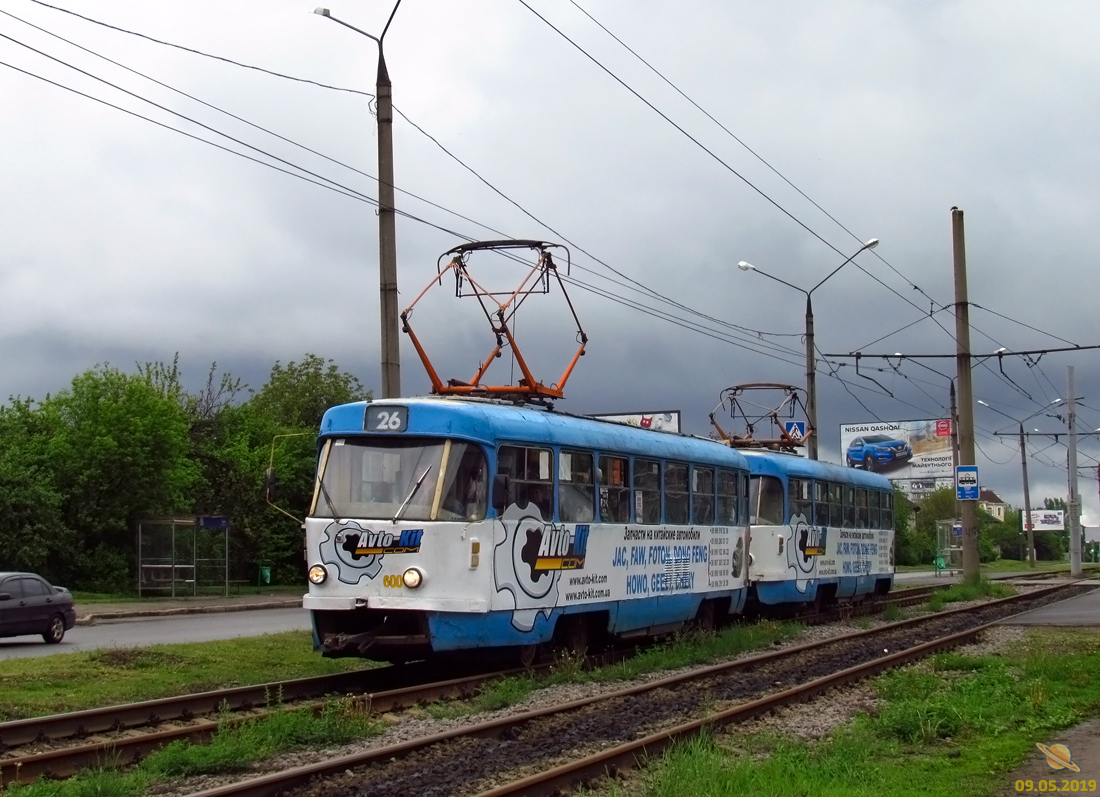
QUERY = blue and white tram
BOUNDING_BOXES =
[303,397,753,661]
[742,451,895,609]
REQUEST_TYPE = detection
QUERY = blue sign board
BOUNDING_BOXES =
[952,523,963,537]
[956,466,979,500]
[785,421,806,442]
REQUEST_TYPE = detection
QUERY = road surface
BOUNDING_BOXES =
[0,607,312,661]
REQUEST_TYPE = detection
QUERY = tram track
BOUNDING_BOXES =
[172,580,1093,797]
[0,583,935,785]
[0,576,1073,788]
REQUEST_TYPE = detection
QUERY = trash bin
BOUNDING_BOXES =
[259,566,272,586]
[934,553,946,575]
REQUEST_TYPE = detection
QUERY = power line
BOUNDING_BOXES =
[15,1,1065,432]
[20,1,805,347]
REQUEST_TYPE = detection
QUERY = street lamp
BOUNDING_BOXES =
[976,397,1063,568]
[315,4,403,398]
[737,237,879,460]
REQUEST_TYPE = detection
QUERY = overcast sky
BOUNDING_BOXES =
[4,0,1100,526]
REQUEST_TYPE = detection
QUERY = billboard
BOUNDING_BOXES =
[1027,510,1065,531]
[590,410,681,434]
[839,419,953,490]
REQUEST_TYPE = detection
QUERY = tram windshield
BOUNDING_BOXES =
[314,438,488,522]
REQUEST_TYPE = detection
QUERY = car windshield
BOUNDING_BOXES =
[864,434,898,443]
[314,437,488,522]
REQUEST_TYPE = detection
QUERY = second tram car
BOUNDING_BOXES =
[743,450,895,609]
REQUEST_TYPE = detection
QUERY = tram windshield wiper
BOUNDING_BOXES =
[393,465,433,524]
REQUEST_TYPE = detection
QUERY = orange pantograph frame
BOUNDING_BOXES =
[400,240,588,400]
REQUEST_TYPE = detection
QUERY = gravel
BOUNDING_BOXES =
[146,584,1083,797]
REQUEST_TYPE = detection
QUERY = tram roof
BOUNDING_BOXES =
[320,397,751,469]
[740,449,894,489]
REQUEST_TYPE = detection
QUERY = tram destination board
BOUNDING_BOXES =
[365,405,408,432]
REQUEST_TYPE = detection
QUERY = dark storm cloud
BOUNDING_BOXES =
[3,0,1100,520]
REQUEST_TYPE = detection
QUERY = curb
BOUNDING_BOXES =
[76,598,303,626]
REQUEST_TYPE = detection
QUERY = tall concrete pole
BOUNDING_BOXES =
[1019,423,1035,568]
[951,207,980,582]
[1067,366,1082,576]
[376,49,401,398]
[315,6,402,399]
[950,380,959,470]
[805,295,818,460]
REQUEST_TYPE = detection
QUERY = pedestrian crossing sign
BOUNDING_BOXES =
[785,421,806,441]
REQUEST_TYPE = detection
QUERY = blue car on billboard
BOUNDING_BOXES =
[846,434,912,471]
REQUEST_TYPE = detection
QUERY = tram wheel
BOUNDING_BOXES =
[517,643,541,668]
[695,600,719,633]
[559,616,589,657]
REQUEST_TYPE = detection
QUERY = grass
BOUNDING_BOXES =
[0,632,368,721]
[5,698,385,796]
[898,560,1099,575]
[0,620,801,794]
[596,628,1100,797]
[70,584,305,604]
[926,579,1015,612]
[881,603,905,622]
[427,621,801,721]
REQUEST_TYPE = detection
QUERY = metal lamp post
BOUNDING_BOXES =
[315,5,403,398]
[737,238,879,460]
[977,397,1063,568]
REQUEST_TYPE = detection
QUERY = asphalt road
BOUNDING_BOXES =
[0,607,313,661]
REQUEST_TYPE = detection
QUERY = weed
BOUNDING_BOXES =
[549,648,588,681]
[881,603,904,622]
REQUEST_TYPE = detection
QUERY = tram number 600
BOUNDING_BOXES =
[365,406,407,433]
[382,575,404,588]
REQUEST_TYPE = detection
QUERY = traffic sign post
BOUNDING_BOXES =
[956,465,979,501]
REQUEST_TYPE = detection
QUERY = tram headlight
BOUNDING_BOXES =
[402,567,424,589]
[308,564,328,585]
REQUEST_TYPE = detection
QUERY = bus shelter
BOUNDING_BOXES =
[935,518,963,576]
[137,516,230,597]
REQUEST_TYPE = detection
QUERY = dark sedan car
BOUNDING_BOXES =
[0,572,77,644]
[846,434,912,471]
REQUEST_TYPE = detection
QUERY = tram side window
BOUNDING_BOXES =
[856,487,869,529]
[495,445,553,520]
[633,458,661,524]
[438,443,489,521]
[829,483,843,527]
[789,478,813,521]
[882,491,894,530]
[599,455,631,523]
[813,481,830,526]
[692,466,715,525]
[559,450,595,522]
[869,490,881,529]
[716,469,739,525]
[843,485,856,528]
[749,475,785,525]
[665,462,689,524]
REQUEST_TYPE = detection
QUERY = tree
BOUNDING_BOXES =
[907,486,1000,566]
[40,365,197,590]
[188,355,371,583]
[246,355,369,430]
[1037,497,1068,560]
[0,399,73,575]
[0,355,371,591]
